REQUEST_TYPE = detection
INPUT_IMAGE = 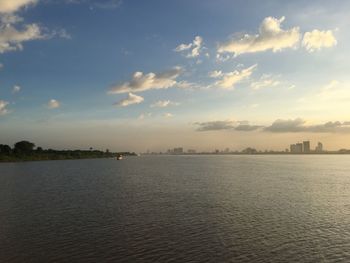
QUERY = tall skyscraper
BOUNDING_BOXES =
[296,143,303,153]
[303,141,310,153]
[291,143,303,153]
[315,142,323,152]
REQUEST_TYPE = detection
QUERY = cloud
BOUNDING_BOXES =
[175,80,201,90]
[195,121,235,131]
[265,118,350,133]
[302,29,337,52]
[216,53,231,62]
[109,67,182,94]
[150,100,179,108]
[0,23,44,53]
[114,92,144,107]
[218,16,300,56]
[195,118,350,133]
[12,85,21,93]
[0,100,9,115]
[251,74,280,90]
[47,99,60,109]
[138,112,152,120]
[0,1,69,54]
[174,36,203,58]
[215,64,257,89]
[0,0,37,13]
[195,120,262,132]
[163,113,173,118]
[208,70,223,78]
[235,124,262,131]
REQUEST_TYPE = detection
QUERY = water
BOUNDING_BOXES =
[0,155,349,262]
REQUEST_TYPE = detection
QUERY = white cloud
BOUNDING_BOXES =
[47,99,60,109]
[208,70,223,78]
[175,80,200,90]
[109,67,182,94]
[175,36,203,58]
[302,29,337,52]
[0,23,43,53]
[251,74,280,90]
[115,93,144,107]
[163,113,173,118]
[0,100,9,115]
[0,0,37,13]
[1,14,23,24]
[215,64,257,89]
[216,53,231,62]
[265,118,350,133]
[218,16,300,56]
[150,100,179,108]
[138,112,152,120]
[12,85,21,93]
[0,1,68,54]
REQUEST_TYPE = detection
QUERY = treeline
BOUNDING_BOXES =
[0,141,136,162]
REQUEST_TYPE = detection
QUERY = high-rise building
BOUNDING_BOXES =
[303,141,310,153]
[315,142,323,152]
[290,144,296,153]
[173,147,183,154]
[295,143,303,153]
[291,143,303,153]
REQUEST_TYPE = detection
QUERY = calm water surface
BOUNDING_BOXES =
[0,155,349,262]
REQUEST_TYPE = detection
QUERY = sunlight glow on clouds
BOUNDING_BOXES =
[150,100,179,108]
[115,92,144,107]
[195,119,350,133]
[302,29,337,52]
[251,74,280,90]
[0,100,9,115]
[0,23,43,53]
[109,67,182,94]
[218,16,300,55]
[208,70,223,78]
[0,0,37,13]
[265,119,350,133]
[174,36,203,58]
[47,99,60,109]
[214,64,257,89]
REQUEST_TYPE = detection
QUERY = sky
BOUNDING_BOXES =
[1,0,350,152]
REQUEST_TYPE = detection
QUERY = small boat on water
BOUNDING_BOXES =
[116,154,123,160]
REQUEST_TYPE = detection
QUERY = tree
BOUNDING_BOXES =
[14,141,35,154]
[36,147,43,153]
[0,144,11,155]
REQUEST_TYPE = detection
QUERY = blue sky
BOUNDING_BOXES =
[1,0,350,151]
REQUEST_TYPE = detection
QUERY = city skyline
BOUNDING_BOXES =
[150,140,331,155]
[1,0,350,151]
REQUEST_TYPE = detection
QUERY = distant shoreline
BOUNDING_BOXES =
[0,140,137,163]
[0,154,137,164]
[142,152,350,156]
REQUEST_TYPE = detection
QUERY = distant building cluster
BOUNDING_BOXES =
[167,147,184,154]
[144,141,328,155]
[290,141,323,153]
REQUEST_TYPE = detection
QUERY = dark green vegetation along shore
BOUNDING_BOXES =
[0,141,136,162]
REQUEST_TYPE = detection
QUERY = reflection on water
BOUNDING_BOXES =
[0,155,349,262]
